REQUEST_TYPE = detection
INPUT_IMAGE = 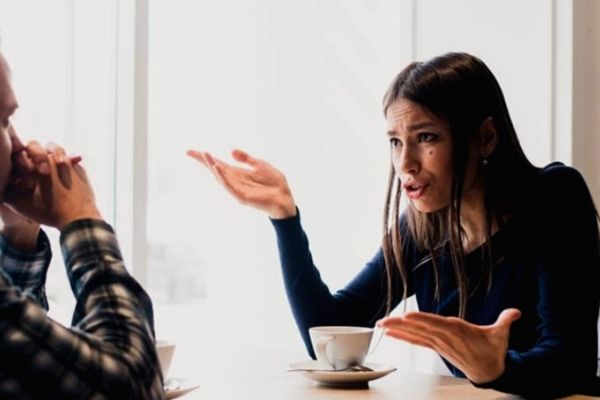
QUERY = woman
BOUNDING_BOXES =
[189,52,600,398]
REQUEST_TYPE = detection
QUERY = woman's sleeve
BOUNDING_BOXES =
[271,208,408,358]
[475,165,600,397]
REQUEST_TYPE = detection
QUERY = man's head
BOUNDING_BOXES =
[0,52,21,201]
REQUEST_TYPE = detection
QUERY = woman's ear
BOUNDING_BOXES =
[479,116,498,158]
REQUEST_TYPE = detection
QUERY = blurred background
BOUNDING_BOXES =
[0,0,598,376]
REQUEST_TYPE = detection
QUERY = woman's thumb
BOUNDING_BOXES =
[495,308,522,328]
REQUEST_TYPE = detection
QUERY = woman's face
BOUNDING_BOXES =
[386,98,453,213]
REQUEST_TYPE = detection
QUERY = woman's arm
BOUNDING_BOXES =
[188,148,408,357]
[272,210,403,357]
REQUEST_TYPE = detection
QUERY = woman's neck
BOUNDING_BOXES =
[460,188,498,254]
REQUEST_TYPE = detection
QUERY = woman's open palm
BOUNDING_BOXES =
[187,149,296,219]
[377,308,522,384]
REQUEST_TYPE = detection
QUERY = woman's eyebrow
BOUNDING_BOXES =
[406,121,436,131]
[387,121,437,136]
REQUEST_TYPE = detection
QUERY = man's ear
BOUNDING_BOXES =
[479,116,498,158]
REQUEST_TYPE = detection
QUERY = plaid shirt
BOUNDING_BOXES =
[0,219,164,399]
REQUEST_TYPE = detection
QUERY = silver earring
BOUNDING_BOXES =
[482,157,489,166]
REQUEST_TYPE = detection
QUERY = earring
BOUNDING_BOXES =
[481,156,489,166]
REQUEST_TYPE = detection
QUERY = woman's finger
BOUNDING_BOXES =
[212,163,250,204]
[385,328,435,350]
[385,318,454,349]
[205,152,239,170]
[403,311,471,331]
[385,325,462,369]
[493,308,522,329]
[187,150,208,167]
[232,149,260,167]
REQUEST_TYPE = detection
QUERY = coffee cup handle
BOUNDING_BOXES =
[314,335,334,368]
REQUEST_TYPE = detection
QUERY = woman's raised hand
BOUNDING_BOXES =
[187,149,297,219]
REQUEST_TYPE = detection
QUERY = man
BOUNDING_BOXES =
[0,52,163,398]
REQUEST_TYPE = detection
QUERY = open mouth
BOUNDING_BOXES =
[404,183,429,200]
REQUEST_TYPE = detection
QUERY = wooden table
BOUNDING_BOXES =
[171,341,599,400]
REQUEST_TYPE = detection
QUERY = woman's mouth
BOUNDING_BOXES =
[404,183,429,200]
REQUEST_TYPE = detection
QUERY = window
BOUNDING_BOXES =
[2,0,439,376]
[146,1,404,360]
[0,0,121,321]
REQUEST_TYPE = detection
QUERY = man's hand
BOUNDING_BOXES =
[5,144,101,230]
[0,204,40,251]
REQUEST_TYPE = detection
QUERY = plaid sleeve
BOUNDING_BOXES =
[0,230,51,310]
[0,219,164,400]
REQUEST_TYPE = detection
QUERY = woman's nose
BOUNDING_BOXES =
[398,146,420,175]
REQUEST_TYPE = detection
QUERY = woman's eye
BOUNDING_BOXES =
[390,138,402,148]
[417,133,436,143]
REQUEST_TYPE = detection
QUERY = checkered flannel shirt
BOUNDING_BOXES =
[0,219,164,399]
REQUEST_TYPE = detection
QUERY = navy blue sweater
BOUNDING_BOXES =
[271,163,600,398]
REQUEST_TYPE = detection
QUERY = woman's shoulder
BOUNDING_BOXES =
[534,162,590,201]
[510,162,593,225]
[538,161,585,183]
[520,162,597,226]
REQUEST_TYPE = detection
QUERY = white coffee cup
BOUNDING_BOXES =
[155,340,176,377]
[309,326,373,370]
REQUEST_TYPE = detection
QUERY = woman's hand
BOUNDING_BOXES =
[187,149,296,219]
[377,308,521,384]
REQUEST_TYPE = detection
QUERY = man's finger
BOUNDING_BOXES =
[69,154,82,164]
[25,140,50,175]
[46,142,67,164]
[11,150,35,174]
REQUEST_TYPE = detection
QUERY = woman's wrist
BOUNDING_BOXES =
[269,200,297,220]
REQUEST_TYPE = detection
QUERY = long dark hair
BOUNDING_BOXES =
[381,52,538,317]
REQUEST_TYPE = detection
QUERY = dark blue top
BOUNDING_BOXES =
[271,163,600,398]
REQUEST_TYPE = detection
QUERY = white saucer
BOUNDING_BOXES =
[164,377,200,399]
[288,361,396,387]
